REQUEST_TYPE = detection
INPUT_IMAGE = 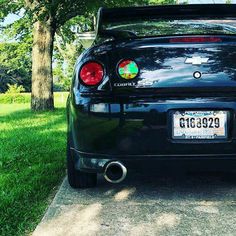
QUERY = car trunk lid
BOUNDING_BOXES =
[106,37,236,94]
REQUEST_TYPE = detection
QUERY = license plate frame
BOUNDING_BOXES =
[172,110,229,140]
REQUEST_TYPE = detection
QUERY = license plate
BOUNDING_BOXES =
[172,111,228,140]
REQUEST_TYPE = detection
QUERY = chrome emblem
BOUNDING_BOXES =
[185,56,209,65]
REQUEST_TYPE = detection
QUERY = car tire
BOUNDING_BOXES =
[67,137,97,188]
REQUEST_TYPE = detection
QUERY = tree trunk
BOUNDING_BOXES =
[31,19,55,111]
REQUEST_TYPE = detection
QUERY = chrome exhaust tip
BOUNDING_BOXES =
[104,161,127,183]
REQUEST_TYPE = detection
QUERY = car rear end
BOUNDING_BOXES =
[67,4,236,187]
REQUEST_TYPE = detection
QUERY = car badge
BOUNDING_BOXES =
[185,56,209,65]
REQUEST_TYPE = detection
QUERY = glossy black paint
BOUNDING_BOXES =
[69,96,236,154]
[77,36,236,95]
[67,5,236,173]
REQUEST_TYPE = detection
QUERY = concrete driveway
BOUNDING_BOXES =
[33,169,236,236]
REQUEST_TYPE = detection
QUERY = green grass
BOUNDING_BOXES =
[0,100,67,235]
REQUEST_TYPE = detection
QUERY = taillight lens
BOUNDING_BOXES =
[79,61,104,86]
[118,59,139,79]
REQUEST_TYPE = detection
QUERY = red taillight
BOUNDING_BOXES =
[79,61,104,86]
[169,37,222,43]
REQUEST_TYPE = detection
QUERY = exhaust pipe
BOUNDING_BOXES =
[104,161,127,183]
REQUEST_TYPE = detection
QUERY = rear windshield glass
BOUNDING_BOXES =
[102,19,236,38]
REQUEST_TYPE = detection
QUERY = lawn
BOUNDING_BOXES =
[0,98,67,235]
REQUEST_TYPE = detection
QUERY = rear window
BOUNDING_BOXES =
[102,19,236,38]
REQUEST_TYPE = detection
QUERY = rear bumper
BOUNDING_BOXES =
[68,96,236,158]
[71,148,236,173]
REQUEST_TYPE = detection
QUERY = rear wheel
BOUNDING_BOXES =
[67,137,97,188]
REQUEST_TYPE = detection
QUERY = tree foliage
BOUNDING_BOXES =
[0,2,32,93]
[0,41,32,92]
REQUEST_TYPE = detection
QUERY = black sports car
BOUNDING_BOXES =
[66,4,236,188]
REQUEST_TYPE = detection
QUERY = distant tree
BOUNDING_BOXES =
[0,41,32,93]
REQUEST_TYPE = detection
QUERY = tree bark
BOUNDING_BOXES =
[31,19,55,111]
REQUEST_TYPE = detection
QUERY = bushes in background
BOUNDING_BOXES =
[5,84,26,94]
[0,92,69,104]
[0,93,30,104]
